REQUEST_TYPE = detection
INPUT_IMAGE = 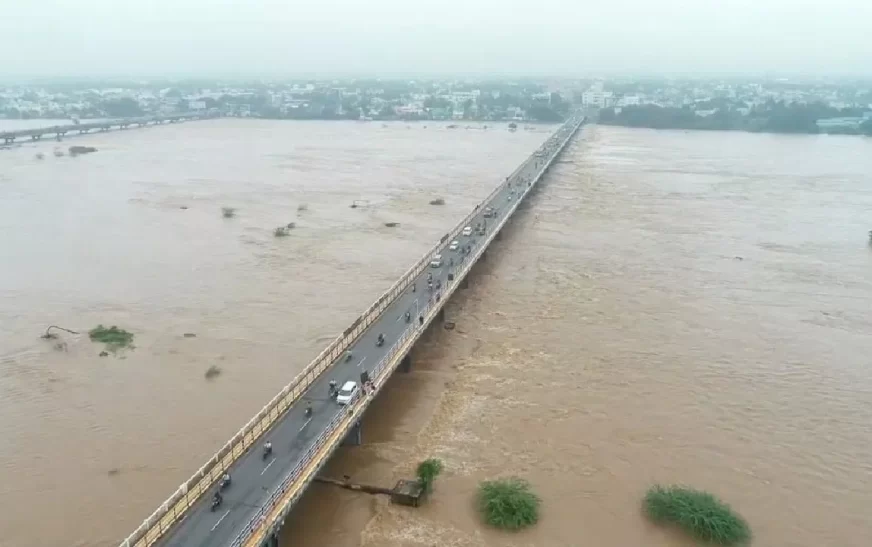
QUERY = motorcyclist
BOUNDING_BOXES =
[264,441,272,455]
[329,378,337,392]
[405,311,411,322]
[222,472,231,485]
[305,402,313,417]
[213,491,223,505]
[377,333,385,346]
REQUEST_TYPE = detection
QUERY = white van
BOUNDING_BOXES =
[462,226,473,236]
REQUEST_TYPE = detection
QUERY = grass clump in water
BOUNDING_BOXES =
[89,325,134,351]
[643,485,751,546]
[274,226,290,237]
[477,477,540,531]
[416,458,443,493]
[222,207,236,218]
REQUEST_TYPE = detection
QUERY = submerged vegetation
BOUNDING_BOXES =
[274,226,290,237]
[89,325,134,351]
[415,458,443,493]
[477,477,540,531]
[429,198,445,206]
[643,485,751,546]
[221,207,236,218]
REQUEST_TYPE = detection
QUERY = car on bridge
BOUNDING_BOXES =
[430,254,443,268]
[462,226,473,236]
[449,240,460,251]
[336,380,359,405]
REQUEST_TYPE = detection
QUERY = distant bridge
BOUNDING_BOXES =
[1,113,214,145]
[115,112,587,547]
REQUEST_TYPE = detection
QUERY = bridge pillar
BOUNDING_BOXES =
[494,230,502,241]
[342,421,362,446]
[400,354,412,373]
[460,276,469,289]
[437,308,445,322]
[261,532,280,547]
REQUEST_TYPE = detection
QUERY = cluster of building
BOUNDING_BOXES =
[581,78,872,131]
[0,80,575,123]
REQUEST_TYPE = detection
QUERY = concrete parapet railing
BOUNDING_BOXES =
[116,114,584,547]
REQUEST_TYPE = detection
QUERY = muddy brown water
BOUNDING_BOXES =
[0,119,549,547]
[283,126,872,547]
[2,121,871,547]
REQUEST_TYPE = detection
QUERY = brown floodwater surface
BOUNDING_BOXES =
[284,126,872,547]
[0,119,550,547]
[3,122,871,547]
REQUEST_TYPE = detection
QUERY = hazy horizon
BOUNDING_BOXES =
[1,0,870,79]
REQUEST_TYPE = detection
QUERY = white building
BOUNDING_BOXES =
[582,90,614,108]
[616,95,641,107]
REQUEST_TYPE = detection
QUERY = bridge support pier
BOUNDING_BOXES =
[494,230,502,241]
[437,308,445,322]
[261,532,280,547]
[400,354,412,373]
[460,276,469,289]
[343,421,362,446]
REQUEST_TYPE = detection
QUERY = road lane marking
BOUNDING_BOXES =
[211,510,230,531]
[299,416,313,432]
[261,457,277,475]
[356,356,366,368]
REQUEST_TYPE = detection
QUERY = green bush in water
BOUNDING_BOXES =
[643,485,751,546]
[477,477,540,531]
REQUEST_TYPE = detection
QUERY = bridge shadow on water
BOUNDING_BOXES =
[277,160,558,547]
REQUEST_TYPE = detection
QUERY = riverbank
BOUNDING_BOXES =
[599,104,872,136]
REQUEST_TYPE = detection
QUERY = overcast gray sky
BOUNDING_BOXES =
[0,0,870,78]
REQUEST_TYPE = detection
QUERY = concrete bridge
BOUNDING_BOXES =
[0,113,213,145]
[116,113,587,547]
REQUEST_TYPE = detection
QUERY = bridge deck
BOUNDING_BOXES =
[0,114,206,140]
[123,115,585,547]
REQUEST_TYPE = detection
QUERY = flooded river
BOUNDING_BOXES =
[284,127,872,547]
[2,121,871,547]
[0,119,548,547]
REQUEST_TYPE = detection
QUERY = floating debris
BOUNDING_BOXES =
[69,146,97,156]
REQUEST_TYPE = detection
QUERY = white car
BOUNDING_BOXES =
[462,226,473,236]
[336,380,359,405]
[430,254,443,268]
[449,240,459,251]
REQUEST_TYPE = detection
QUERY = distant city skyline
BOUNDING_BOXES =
[1,0,871,79]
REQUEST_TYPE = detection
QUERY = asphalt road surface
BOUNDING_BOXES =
[151,117,583,547]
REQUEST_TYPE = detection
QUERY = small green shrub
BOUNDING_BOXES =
[643,485,751,546]
[477,477,540,531]
[416,458,443,493]
[89,325,134,350]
